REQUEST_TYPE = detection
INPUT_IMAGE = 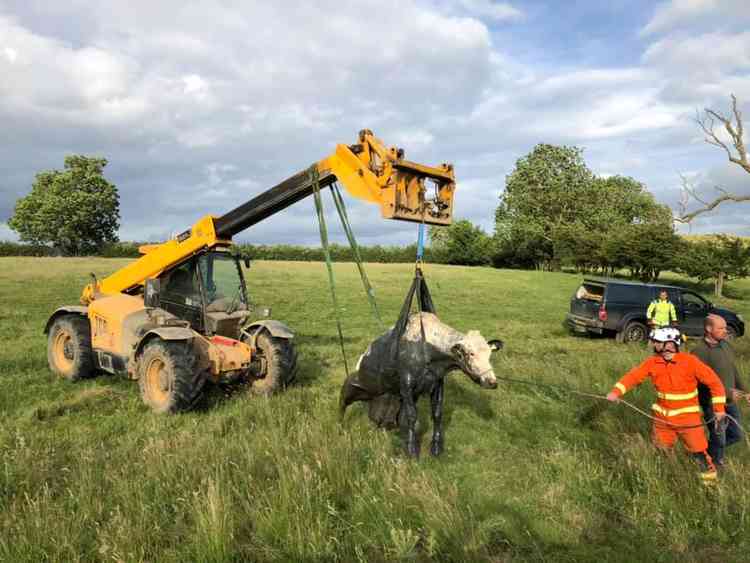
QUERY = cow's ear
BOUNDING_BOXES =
[488,339,504,352]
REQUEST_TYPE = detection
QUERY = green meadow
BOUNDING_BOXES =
[2,257,750,562]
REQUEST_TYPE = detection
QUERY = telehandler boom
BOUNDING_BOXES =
[44,130,456,413]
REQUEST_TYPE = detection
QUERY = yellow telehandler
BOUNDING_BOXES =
[44,130,456,413]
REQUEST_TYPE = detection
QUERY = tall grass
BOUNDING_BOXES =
[1,258,750,561]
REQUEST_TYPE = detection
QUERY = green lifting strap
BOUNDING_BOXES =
[330,182,384,332]
[310,165,350,376]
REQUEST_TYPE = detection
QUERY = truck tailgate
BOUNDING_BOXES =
[570,298,599,319]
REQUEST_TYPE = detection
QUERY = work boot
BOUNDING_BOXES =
[691,451,718,485]
[700,469,718,485]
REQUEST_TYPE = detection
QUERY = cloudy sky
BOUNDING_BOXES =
[1,0,749,246]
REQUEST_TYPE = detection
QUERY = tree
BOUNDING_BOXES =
[603,222,684,282]
[433,219,492,266]
[495,145,673,273]
[496,144,594,269]
[428,224,450,252]
[9,156,120,255]
[591,175,672,228]
[552,222,604,273]
[676,94,749,223]
[676,235,750,297]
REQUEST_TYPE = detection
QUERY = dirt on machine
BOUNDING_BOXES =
[44,130,457,413]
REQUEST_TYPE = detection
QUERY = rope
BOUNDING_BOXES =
[489,372,716,430]
[725,413,750,448]
[310,166,350,377]
[329,182,383,331]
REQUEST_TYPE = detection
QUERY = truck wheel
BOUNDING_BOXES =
[138,340,206,413]
[621,321,648,344]
[47,315,94,381]
[249,331,297,396]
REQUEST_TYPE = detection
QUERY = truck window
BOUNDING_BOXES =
[606,284,651,304]
[682,291,708,310]
[654,287,680,305]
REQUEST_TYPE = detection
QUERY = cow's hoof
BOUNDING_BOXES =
[430,442,443,457]
[404,441,420,459]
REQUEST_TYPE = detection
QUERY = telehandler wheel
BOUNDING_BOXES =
[47,315,94,381]
[137,340,206,414]
[248,331,297,396]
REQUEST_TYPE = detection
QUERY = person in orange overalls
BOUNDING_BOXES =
[606,327,726,482]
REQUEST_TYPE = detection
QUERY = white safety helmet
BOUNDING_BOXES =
[649,327,682,345]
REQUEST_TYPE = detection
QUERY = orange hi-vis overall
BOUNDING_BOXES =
[610,352,726,461]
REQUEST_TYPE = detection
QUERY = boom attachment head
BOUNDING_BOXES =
[319,129,455,226]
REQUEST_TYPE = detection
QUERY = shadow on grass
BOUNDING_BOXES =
[28,386,127,420]
[443,377,495,422]
[294,349,331,388]
[295,334,360,346]
[294,333,360,386]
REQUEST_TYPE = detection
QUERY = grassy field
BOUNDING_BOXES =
[2,258,750,562]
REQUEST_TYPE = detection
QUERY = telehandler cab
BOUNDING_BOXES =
[44,130,456,413]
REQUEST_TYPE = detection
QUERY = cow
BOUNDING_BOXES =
[339,312,503,458]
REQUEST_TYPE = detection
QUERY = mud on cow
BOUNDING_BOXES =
[339,312,503,458]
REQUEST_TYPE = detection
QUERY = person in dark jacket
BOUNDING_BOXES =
[694,314,749,466]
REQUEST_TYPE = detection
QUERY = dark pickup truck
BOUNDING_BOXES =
[565,278,745,343]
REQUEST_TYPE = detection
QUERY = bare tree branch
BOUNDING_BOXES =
[676,94,750,223]
[675,191,750,223]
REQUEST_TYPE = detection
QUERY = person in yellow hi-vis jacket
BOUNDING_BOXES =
[647,289,677,328]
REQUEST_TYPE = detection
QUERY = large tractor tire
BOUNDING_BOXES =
[248,331,297,396]
[137,340,206,414]
[47,315,94,381]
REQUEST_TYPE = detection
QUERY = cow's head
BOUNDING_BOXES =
[451,331,502,389]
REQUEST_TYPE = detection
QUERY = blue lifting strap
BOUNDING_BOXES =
[416,223,425,262]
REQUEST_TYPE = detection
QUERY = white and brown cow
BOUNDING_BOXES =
[339,312,502,458]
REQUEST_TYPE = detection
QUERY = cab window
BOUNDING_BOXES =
[159,260,204,331]
[198,252,247,314]
[682,291,708,311]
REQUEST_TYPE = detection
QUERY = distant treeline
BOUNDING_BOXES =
[0,241,443,263]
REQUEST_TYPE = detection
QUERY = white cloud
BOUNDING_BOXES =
[641,0,750,37]
[0,223,18,241]
[641,30,750,106]
[643,31,750,76]
[206,163,238,188]
[457,0,523,22]
[391,128,435,149]
[2,46,18,63]
[182,74,209,99]
[641,0,720,36]
[0,15,142,121]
